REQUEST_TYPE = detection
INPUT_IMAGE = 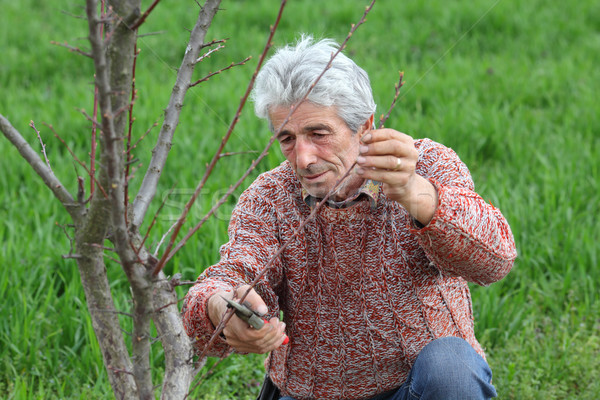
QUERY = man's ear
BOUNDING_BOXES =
[358,114,374,138]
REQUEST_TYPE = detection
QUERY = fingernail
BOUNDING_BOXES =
[362,133,372,142]
[357,156,366,164]
[359,145,368,154]
[257,304,268,315]
[355,167,364,175]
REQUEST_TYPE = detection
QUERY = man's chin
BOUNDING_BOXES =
[302,176,365,201]
[302,184,335,200]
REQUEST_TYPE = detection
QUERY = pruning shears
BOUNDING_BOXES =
[221,296,289,345]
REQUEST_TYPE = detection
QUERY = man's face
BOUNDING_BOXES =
[269,102,368,201]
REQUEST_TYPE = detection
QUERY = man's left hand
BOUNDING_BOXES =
[356,129,438,225]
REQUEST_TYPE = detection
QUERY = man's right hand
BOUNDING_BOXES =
[207,285,287,354]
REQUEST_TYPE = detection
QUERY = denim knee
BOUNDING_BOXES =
[406,337,497,400]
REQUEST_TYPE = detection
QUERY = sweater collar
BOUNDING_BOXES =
[301,179,381,210]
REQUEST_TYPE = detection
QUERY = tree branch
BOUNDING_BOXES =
[29,120,53,172]
[194,43,224,64]
[153,0,287,274]
[50,40,93,58]
[160,0,377,266]
[152,271,198,400]
[0,114,79,218]
[195,0,379,355]
[130,0,161,31]
[378,71,404,128]
[132,0,223,228]
[189,56,251,87]
[45,122,108,199]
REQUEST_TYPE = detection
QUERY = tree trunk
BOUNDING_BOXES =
[76,194,138,399]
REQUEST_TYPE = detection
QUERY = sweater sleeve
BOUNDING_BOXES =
[410,139,517,286]
[182,183,284,356]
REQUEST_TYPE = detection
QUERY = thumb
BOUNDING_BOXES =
[236,285,268,316]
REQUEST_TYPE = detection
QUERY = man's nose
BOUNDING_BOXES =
[295,137,317,170]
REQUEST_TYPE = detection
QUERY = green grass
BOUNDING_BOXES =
[1,0,599,398]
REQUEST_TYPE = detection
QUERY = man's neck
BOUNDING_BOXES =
[302,179,381,210]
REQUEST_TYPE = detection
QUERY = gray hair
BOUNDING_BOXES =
[251,35,377,133]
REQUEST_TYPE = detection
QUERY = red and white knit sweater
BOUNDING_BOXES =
[183,139,517,400]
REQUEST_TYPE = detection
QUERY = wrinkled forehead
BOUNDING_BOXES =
[268,102,344,132]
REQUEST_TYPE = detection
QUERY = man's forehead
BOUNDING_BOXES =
[269,103,340,129]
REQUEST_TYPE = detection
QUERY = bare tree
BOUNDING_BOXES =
[1,0,243,397]
[1,0,393,398]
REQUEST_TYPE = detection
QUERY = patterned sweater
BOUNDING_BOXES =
[183,139,517,400]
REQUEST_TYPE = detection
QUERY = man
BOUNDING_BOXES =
[183,36,517,400]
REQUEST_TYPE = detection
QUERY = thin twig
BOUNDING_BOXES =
[103,253,123,265]
[29,121,52,170]
[111,94,138,120]
[125,44,140,226]
[237,3,407,311]
[378,71,404,128]
[154,297,185,313]
[59,8,88,20]
[126,118,159,156]
[196,1,389,365]
[218,150,259,159]
[78,107,101,126]
[194,44,225,64]
[137,30,167,38]
[239,160,360,302]
[125,157,139,166]
[192,1,379,367]
[162,0,377,267]
[190,56,252,87]
[107,365,135,376]
[154,217,177,257]
[89,0,106,197]
[200,38,228,49]
[237,3,400,309]
[153,0,288,275]
[90,86,98,196]
[56,222,76,255]
[89,243,116,252]
[50,41,93,58]
[130,0,162,30]
[44,122,108,198]
[136,184,176,256]
[77,176,85,203]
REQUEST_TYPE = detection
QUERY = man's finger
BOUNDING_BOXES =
[225,318,285,354]
[357,155,405,171]
[361,129,411,144]
[359,139,415,159]
[236,285,268,316]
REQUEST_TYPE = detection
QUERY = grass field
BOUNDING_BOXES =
[1,0,599,398]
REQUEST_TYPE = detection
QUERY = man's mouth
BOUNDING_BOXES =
[301,171,327,182]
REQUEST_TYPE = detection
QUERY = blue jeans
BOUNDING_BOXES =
[280,337,497,400]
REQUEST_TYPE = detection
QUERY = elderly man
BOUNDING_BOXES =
[183,36,517,400]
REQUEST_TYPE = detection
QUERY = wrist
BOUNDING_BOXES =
[390,175,438,225]
[207,291,230,329]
